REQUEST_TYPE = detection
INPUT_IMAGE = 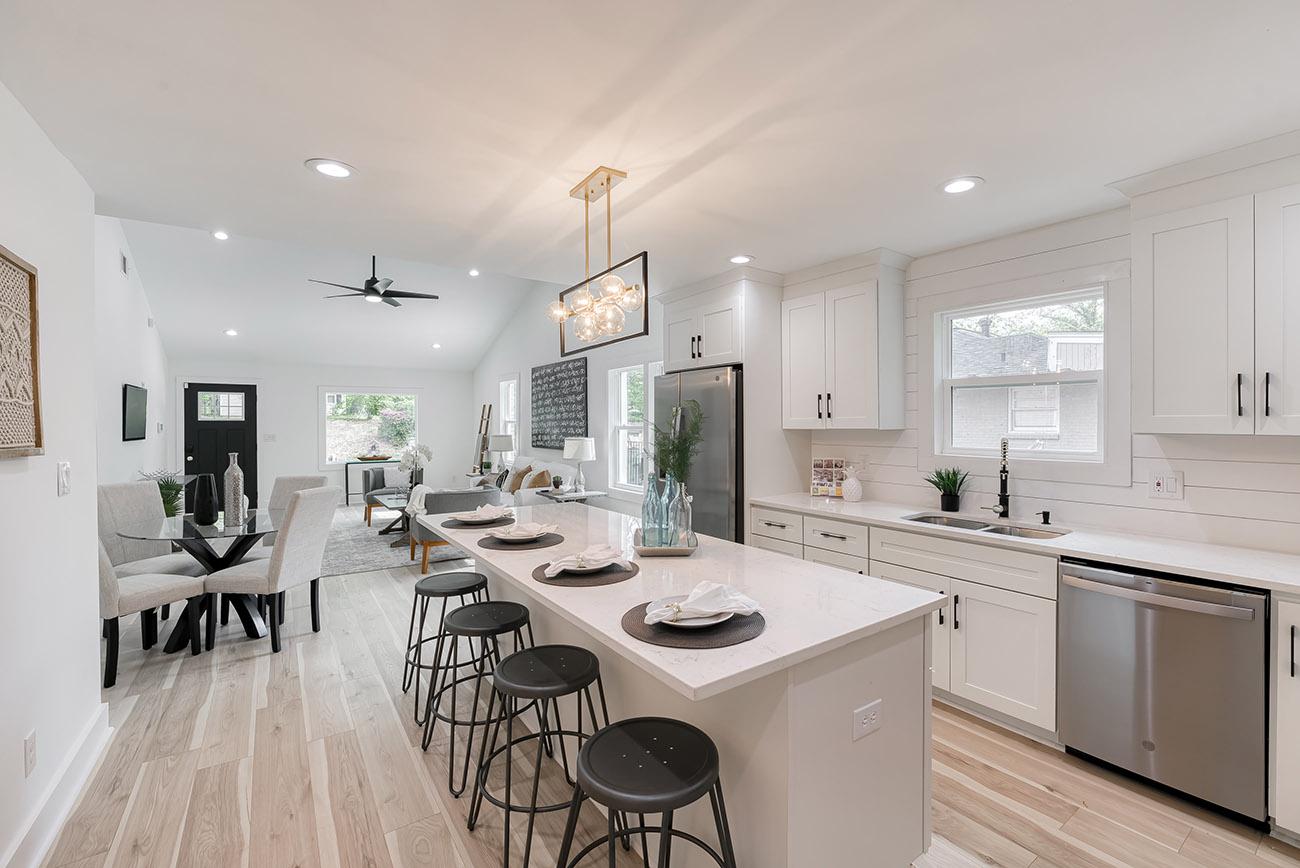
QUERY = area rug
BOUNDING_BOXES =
[320,507,469,577]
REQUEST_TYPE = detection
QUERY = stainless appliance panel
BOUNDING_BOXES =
[653,366,741,541]
[1058,561,1268,821]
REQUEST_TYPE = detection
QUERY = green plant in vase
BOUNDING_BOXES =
[142,469,186,517]
[924,466,970,513]
[650,400,704,546]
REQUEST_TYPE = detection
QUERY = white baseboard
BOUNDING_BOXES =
[2,702,111,868]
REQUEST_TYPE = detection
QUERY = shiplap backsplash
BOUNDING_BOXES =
[800,210,1300,556]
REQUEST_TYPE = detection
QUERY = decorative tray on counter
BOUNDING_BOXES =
[354,454,393,461]
[633,529,699,557]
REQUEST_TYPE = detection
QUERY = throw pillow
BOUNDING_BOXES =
[383,466,407,488]
[506,465,532,494]
[525,469,552,489]
[495,468,509,489]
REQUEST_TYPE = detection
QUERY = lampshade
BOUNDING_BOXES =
[489,434,515,452]
[562,437,596,462]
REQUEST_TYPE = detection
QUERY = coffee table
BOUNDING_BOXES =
[375,492,412,547]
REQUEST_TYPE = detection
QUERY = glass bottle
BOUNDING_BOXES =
[674,490,693,547]
[662,473,680,546]
[641,471,664,547]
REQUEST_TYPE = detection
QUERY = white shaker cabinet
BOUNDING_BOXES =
[870,560,951,692]
[1131,195,1256,434]
[1255,184,1300,435]
[1275,600,1300,832]
[781,294,825,427]
[661,283,743,373]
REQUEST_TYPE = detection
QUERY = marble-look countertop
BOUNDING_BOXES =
[752,493,1300,596]
[418,503,944,701]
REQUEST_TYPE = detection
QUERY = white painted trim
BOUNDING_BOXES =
[3,703,110,868]
[652,266,783,306]
[783,247,913,289]
[1109,129,1300,198]
[315,385,425,471]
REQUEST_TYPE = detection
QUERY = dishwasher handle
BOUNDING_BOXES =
[1061,573,1256,621]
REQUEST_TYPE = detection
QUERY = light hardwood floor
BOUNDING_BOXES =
[42,525,1300,868]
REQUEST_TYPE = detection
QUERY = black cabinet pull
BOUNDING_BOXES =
[763,521,787,530]
[1238,373,1244,417]
[1291,624,1295,678]
[818,531,848,541]
[953,594,960,630]
[817,394,823,419]
[938,595,945,627]
[690,336,697,359]
[697,334,703,356]
[827,391,833,419]
[1266,371,1272,417]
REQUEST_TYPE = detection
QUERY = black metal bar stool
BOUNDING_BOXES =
[422,599,536,797]
[466,645,624,868]
[555,717,738,868]
[402,571,489,726]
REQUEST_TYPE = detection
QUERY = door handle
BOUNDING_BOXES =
[827,392,832,419]
[817,394,823,419]
[953,594,960,630]
[186,455,194,462]
[1238,373,1244,417]
[1265,371,1272,417]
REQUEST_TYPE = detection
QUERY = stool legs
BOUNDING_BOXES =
[403,585,487,727]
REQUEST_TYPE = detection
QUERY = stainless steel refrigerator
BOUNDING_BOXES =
[653,366,743,541]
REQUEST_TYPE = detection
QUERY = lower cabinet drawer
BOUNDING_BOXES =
[751,534,803,558]
[803,547,868,574]
[803,515,869,558]
[751,506,803,543]
[870,526,1057,599]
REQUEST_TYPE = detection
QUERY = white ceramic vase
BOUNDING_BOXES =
[842,468,864,503]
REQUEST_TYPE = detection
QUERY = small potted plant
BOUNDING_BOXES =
[925,467,970,512]
[142,469,186,517]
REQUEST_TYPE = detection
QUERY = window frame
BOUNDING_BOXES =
[317,386,422,471]
[497,374,520,465]
[918,262,1131,488]
[606,361,660,500]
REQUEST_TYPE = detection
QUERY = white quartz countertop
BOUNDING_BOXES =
[751,493,1300,596]
[418,503,944,701]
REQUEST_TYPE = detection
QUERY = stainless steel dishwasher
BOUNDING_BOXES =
[1058,559,1268,822]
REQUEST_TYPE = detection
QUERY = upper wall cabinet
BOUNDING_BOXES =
[1133,187,1300,435]
[781,280,904,430]
[663,283,743,372]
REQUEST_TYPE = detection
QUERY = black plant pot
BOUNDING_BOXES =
[940,493,961,513]
[193,473,219,525]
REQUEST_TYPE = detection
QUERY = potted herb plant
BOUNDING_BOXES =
[142,469,186,517]
[924,467,970,512]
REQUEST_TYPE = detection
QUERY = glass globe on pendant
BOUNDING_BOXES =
[599,273,626,298]
[546,300,569,324]
[570,286,594,313]
[574,311,598,342]
[617,283,644,312]
[595,300,626,335]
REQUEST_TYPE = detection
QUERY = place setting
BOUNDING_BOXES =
[532,543,640,587]
[441,503,516,530]
[476,520,564,551]
[621,580,766,649]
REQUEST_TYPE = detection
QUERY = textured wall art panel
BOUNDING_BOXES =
[0,246,42,456]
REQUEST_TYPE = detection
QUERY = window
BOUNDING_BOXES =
[197,391,244,421]
[608,362,662,495]
[941,289,1104,460]
[498,375,519,464]
[320,390,417,465]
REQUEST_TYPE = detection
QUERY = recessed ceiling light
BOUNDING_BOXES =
[432,343,442,349]
[212,230,229,241]
[224,328,238,336]
[468,268,480,277]
[942,176,984,194]
[729,254,754,265]
[304,158,355,179]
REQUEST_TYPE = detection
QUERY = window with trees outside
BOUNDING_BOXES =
[608,362,662,495]
[498,376,519,464]
[940,289,1104,461]
[321,390,418,465]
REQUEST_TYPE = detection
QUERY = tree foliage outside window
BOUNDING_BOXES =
[323,391,417,464]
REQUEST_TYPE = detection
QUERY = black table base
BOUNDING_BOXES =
[162,534,268,653]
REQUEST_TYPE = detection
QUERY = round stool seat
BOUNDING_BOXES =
[492,645,599,700]
[577,717,719,814]
[443,600,529,637]
[415,571,487,597]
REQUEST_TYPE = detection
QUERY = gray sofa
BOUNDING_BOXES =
[361,466,423,525]
[409,486,504,572]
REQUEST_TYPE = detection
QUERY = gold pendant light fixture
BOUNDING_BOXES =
[547,166,645,343]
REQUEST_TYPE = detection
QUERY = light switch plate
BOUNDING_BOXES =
[56,461,71,496]
[1148,470,1184,500]
[852,699,883,742]
[23,731,36,777]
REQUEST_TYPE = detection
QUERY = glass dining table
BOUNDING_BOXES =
[117,510,284,653]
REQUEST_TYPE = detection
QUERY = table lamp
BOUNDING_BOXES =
[488,433,515,471]
[563,436,597,492]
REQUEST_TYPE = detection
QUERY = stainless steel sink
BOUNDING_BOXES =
[904,514,990,531]
[981,525,1069,539]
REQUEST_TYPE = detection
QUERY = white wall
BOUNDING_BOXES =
[93,216,169,483]
[808,208,1300,555]
[472,282,663,516]
[0,83,107,866]
[165,357,474,501]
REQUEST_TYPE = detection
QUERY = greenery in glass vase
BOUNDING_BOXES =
[652,399,705,485]
[141,469,186,517]
[923,466,971,496]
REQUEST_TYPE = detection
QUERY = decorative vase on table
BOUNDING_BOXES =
[842,468,864,503]
[223,453,246,528]
[193,473,219,525]
[663,473,688,547]
[640,471,667,547]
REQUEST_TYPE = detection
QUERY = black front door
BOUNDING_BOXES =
[184,382,258,510]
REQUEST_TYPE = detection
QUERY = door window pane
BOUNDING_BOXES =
[197,391,245,421]
[323,391,417,464]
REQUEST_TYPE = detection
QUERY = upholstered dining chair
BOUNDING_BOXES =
[98,481,206,622]
[98,540,205,688]
[204,486,340,653]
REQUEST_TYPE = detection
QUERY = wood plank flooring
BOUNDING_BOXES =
[40,510,1300,867]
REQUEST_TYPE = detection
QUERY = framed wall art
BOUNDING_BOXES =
[0,243,42,458]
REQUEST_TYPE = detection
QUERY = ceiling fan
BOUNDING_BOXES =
[310,255,439,307]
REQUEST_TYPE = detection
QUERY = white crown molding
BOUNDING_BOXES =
[1109,129,1300,198]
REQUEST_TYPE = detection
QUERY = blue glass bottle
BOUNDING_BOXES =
[641,471,665,546]
[662,473,681,547]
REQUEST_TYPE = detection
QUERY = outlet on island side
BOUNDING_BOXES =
[852,699,883,742]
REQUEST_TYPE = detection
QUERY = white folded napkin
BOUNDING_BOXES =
[451,503,512,522]
[644,581,762,625]
[488,521,558,540]
[544,544,630,577]
[404,484,434,516]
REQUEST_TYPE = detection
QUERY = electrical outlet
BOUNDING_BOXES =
[23,731,36,778]
[1148,470,1184,500]
[56,461,71,496]
[852,699,883,742]
[263,433,277,443]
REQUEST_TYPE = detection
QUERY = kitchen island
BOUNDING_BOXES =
[418,502,945,868]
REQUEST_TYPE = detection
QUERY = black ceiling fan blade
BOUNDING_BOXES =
[309,279,365,292]
[382,289,440,300]
[322,293,359,299]
[382,296,402,307]
[375,277,393,291]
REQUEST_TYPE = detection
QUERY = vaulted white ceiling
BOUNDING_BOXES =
[6,0,1300,316]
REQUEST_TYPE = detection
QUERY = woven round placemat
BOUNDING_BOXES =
[619,604,766,649]
[477,532,564,551]
[441,516,515,530]
[530,561,640,588]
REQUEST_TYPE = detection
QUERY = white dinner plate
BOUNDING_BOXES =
[647,595,735,629]
[490,529,548,543]
[561,561,617,575]
[452,513,511,525]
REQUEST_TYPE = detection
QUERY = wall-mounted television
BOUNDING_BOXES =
[122,384,148,442]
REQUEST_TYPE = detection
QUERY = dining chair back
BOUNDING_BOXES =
[97,539,123,620]
[97,481,170,565]
[265,486,340,593]
[262,475,327,546]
